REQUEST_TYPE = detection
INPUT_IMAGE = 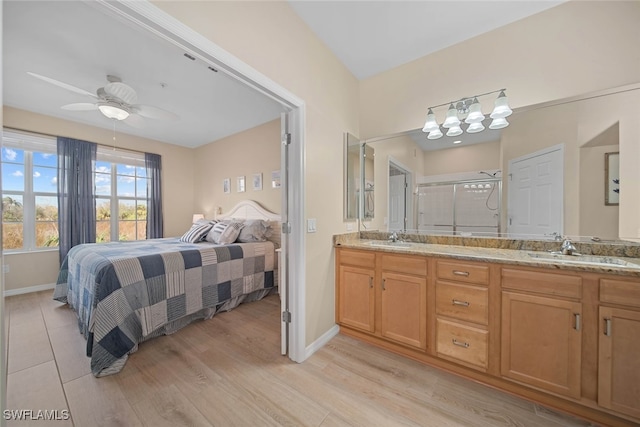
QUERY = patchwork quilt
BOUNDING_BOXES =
[53,238,275,376]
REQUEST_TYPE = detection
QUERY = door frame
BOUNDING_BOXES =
[95,0,307,362]
[388,157,413,232]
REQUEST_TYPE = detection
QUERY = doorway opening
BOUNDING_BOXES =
[388,159,413,232]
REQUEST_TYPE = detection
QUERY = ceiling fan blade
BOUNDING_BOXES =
[104,82,137,104]
[123,113,145,129]
[133,104,179,121]
[61,103,98,111]
[27,72,97,99]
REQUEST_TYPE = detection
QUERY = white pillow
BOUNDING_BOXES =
[179,221,215,243]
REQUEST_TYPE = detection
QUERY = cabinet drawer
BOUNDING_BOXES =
[437,260,489,285]
[436,282,488,325]
[502,268,582,299]
[436,318,488,369]
[338,249,376,269]
[600,278,640,308]
[381,254,427,276]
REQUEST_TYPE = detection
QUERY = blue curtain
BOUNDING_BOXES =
[145,152,163,239]
[57,137,97,264]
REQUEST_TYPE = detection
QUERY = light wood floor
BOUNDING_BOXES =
[5,290,597,427]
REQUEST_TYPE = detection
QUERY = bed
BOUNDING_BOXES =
[53,200,281,377]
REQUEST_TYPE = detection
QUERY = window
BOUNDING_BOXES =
[2,130,149,251]
[95,153,148,242]
[2,132,58,251]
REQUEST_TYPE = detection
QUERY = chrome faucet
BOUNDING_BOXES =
[389,231,399,242]
[561,238,579,256]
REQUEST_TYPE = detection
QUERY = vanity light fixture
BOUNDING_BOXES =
[422,89,512,140]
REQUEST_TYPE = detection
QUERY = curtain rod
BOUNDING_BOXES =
[2,126,150,156]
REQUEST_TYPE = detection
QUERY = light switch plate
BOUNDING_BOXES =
[307,218,317,233]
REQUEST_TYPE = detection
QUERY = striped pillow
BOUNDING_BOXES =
[179,221,215,243]
[206,221,245,244]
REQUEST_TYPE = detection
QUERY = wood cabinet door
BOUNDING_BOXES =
[380,272,427,350]
[338,265,375,333]
[501,291,582,398]
[598,306,640,419]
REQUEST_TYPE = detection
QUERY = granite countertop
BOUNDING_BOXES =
[334,233,640,278]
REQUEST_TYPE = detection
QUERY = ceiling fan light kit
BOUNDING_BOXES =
[422,88,512,140]
[27,72,179,125]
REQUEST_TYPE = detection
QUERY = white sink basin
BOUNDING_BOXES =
[526,251,640,268]
[366,241,412,248]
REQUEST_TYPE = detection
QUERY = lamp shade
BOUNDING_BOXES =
[422,108,439,132]
[466,122,485,133]
[490,90,512,119]
[427,128,443,140]
[442,103,461,128]
[464,98,484,124]
[98,103,130,120]
[446,125,463,137]
[489,117,509,130]
[192,213,205,224]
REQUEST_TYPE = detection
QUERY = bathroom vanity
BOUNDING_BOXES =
[334,233,640,426]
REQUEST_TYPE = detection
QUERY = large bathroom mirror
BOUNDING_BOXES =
[360,84,640,242]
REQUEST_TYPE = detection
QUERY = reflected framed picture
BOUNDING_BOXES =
[223,178,230,194]
[237,176,246,193]
[252,173,262,191]
[271,170,281,189]
[605,152,619,206]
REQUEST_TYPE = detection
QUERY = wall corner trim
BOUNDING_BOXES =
[304,324,340,361]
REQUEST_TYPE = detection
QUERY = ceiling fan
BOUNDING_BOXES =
[27,72,179,127]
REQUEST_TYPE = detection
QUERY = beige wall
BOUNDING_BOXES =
[2,106,196,291]
[154,0,360,346]
[423,141,501,177]
[193,119,281,219]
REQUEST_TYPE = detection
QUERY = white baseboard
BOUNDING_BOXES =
[304,324,340,360]
[3,283,55,297]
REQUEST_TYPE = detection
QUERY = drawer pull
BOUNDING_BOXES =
[452,339,470,348]
[452,299,470,307]
[574,313,581,331]
[604,318,612,336]
[453,270,470,277]
[382,278,386,291]
[369,276,373,289]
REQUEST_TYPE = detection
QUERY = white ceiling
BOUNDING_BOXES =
[3,1,565,149]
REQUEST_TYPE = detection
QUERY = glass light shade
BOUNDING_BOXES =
[466,122,485,133]
[489,117,509,129]
[464,98,484,123]
[98,103,130,120]
[422,108,439,132]
[427,128,443,139]
[490,90,512,118]
[446,125,463,137]
[442,103,461,128]
[192,213,205,223]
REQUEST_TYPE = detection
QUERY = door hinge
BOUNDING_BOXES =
[282,310,291,323]
[282,222,291,234]
[282,133,291,145]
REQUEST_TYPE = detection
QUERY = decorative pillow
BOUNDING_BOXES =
[205,221,245,244]
[179,220,215,243]
[236,220,271,243]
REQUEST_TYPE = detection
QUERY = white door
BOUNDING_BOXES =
[507,144,564,238]
[389,174,406,231]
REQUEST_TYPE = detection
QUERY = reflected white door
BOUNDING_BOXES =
[507,144,564,238]
[389,174,406,231]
